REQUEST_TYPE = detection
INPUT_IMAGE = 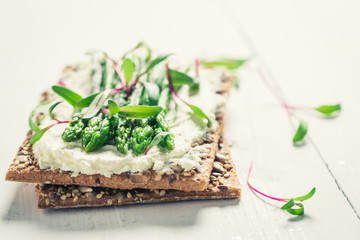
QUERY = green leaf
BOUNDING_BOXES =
[83,90,110,119]
[202,59,247,70]
[76,93,100,108]
[145,132,171,154]
[52,85,83,107]
[285,203,304,216]
[49,101,62,120]
[28,100,51,132]
[292,120,308,144]
[146,47,152,63]
[108,100,120,118]
[118,105,162,118]
[30,126,51,145]
[281,199,305,216]
[169,69,195,85]
[29,111,41,132]
[143,82,160,105]
[189,82,200,96]
[293,188,316,201]
[185,102,212,127]
[122,58,134,84]
[100,60,108,91]
[314,104,341,115]
[145,54,171,73]
[281,199,295,210]
[134,41,145,49]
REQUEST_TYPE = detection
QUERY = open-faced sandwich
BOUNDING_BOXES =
[5,43,241,209]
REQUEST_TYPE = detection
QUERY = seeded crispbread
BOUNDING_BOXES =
[36,139,240,209]
[5,75,232,191]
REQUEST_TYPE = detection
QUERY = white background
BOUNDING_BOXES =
[0,0,359,239]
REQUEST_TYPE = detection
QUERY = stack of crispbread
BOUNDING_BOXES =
[5,69,241,209]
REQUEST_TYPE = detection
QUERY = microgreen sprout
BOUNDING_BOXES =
[30,102,69,145]
[247,161,316,216]
[166,64,212,127]
[257,67,341,144]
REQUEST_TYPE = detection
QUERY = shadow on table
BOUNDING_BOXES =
[2,183,240,231]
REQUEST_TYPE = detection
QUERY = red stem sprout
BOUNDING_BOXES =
[247,161,288,202]
[195,59,199,77]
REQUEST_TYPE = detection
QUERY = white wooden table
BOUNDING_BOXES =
[0,0,359,239]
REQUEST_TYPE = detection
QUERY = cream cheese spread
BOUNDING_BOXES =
[33,60,227,177]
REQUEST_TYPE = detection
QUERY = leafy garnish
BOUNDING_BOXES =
[30,103,70,145]
[144,132,171,155]
[146,47,152,63]
[202,59,247,70]
[145,54,171,73]
[314,104,341,116]
[108,100,120,118]
[28,100,51,132]
[83,90,111,119]
[76,93,100,108]
[294,187,316,201]
[169,69,195,85]
[49,102,62,120]
[281,200,304,215]
[105,100,162,119]
[52,86,83,107]
[247,161,315,216]
[30,126,51,145]
[166,64,211,127]
[280,187,316,216]
[185,103,212,127]
[293,120,308,144]
[117,105,162,118]
[122,58,135,84]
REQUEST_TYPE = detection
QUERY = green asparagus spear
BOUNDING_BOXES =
[131,125,154,155]
[115,118,133,154]
[81,114,118,152]
[155,109,175,150]
[62,113,87,142]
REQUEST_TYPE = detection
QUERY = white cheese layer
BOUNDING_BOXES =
[33,61,227,177]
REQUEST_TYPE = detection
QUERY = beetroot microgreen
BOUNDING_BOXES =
[166,64,211,127]
[247,161,315,216]
[28,100,52,132]
[30,102,69,145]
[257,67,341,144]
[52,85,83,107]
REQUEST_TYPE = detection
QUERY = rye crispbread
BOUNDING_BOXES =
[36,139,240,209]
